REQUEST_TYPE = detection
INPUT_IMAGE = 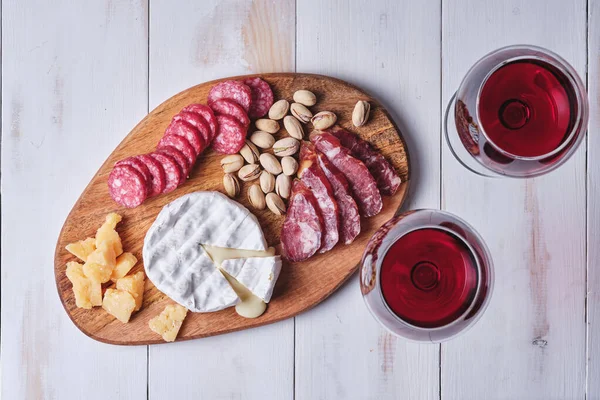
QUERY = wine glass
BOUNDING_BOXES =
[360,209,494,343]
[444,45,588,178]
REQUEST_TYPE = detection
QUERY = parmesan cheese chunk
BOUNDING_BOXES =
[149,304,187,342]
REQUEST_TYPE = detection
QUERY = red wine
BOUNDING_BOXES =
[478,59,576,157]
[380,228,478,328]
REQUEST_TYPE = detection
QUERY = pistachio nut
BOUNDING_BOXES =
[249,131,275,149]
[248,184,266,210]
[255,118,280,134]
[239,140,260,164]
[238,163,261,181]
[293,90,317,107]
[352,100,371,127]
[268,99,290,120]
[281,156,299,176]
[283,115,304,140]
[223,173,240,198]
[311,111,337,130]
[273,137,300,157]
[220,154,244,173]
[275,174,292,199]
[259,153,283,175]
[290,103,313,123]
[259,170,276,193]
[266,193,286,215]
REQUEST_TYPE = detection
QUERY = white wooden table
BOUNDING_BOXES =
[1,0,598,399]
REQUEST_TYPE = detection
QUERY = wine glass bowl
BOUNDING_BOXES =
[445,45,588,178]
[360,209,494,343]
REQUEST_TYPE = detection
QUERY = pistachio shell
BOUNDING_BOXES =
[259,153,283,175]
[283,115,304,140]
[238,163,261,181]
[290,103,313,123]
[255,119,280,134]
[293,90,317,106]
[249,131,275,149]
[273,137,300,157]
[220,154,244,173]
[223,173,240,198]
[259,170,275,193]
[268,99,290,120]
[266,193,286,215]
[248,184,266,210]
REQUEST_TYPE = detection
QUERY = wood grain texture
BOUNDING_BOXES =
[588,0,600,396]
[295,1,441,399]
[441,1,587,399]
[54,73,410,345]
[0,1,149,399]
[147,2,297,399]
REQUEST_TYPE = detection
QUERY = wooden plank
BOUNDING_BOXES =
[0,1,149,399]
[588,0,600,396]
[441,0,587,398]
[295,1,441,399]
[147,1,296,398]
[53,73,410,345]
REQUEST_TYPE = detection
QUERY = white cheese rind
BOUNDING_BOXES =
[221,256,282,303]
[144,191,268,312]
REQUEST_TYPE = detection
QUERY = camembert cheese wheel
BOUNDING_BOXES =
[143,191,269,313]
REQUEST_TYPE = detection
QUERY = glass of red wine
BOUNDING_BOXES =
[445,45,588,178]
[360,210,494,342]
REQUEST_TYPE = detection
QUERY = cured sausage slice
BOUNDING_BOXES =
[212,115,246,154]
[208,80,252,113]
[327,126,401,196]
[156,146,190,182]
[164,119,205,155]
[173,111,212,144]
[242,77,274,118]
[181,104,218,141]
[149,152,182,193]
[209,99,250,129]
[311,131,382,217]
[281,180,324,262]
[108,164,148,208]
[157,134,196,169]
[115,156,153,194]
[317,152,361,245]
[137,154,166,196]
[298,142,339,253]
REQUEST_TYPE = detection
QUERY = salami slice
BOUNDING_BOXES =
[137,153,166,196]
[210,99,250,129]
[328,126,401,196]
[173,111,212,144]
[208,81,252,112]
[164,119,205,155]
[242,77,274,119]
[281,180,324,262]
[115,156,152,194]
[108,164,148,208]
[181,104,218,141]
[156,146,190,182]
[149,152,182,193]
[311,132,382,217]
[317,152,361,244]
[298,142,339,253]
[157,134,196,168]
[212,115,246,154]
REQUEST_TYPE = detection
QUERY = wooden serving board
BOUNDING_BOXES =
[54,73,410,345]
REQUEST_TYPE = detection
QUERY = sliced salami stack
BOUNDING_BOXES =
[108,104,217,208]
[108,77,274,208]
[281,126,401,262]
[208,78,273,154]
